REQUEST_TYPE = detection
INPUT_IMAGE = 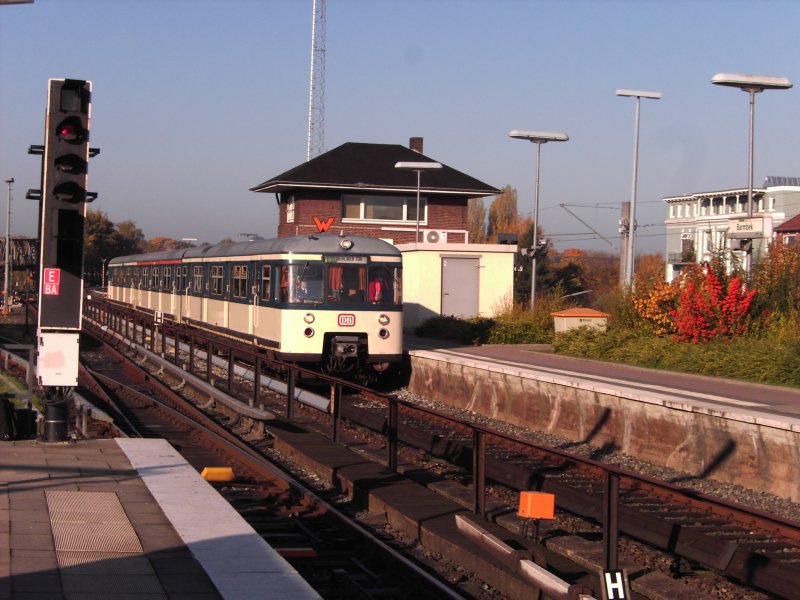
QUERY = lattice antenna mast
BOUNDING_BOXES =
[306,0,326,161]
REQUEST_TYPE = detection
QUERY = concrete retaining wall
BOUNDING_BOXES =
[408,352,800,502]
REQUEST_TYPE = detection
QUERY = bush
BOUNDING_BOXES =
[414,316,495,345]
[553,325,800,387]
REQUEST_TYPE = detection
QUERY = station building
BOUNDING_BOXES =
[251,138,517,329]
[663,176,800,281]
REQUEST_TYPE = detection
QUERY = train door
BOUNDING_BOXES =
[441,256,479,318]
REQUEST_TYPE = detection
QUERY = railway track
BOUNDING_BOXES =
[77,336,470,600]
[334,397,800,600]
[79,304,800,599]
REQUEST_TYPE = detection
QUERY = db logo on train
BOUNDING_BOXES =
[338,314,356,327]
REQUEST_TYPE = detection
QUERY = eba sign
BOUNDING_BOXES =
[42,268,61,296]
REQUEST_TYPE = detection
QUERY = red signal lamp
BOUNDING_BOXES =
[55,116,86,144]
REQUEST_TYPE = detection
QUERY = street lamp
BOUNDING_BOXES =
[394,161,443,243]
[616,89,661,286]
[3,177,12,315]
[711,73,792,218]
[508,130,568,308]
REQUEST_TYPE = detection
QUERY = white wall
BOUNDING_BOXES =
[396,242,516,330]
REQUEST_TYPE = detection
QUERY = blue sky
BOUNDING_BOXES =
[1,0,799,254]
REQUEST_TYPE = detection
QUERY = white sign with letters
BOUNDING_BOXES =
[728,217,765,239]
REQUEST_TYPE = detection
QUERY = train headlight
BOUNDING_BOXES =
[378,314,390,326]
[304,327,315,338]
[378,328,390,339]
[339,238,353,250]
[304,312,315,324]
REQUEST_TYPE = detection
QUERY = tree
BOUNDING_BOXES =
[84,210,117,286]
[634,253,666,287]
[83,211,147,286]
[487,186,519,242]
[112,220,145,256]
[143,237,180,252]
[467,198,486,243]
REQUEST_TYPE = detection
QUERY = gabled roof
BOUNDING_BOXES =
[775,213,800,233]
[250,142,500,198]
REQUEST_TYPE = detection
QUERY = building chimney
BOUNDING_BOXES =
[409,137,423,154]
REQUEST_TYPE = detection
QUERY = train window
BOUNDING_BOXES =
[143,267,149,288]
[210,266,223,295]
[164,267,172,290]
[152,268,159,288]
[192,266,203,293]
[261,265,271,301]
[232,265,248,298]
[282,263,323,303]
[327,264,366,304]
[368,265,402,304]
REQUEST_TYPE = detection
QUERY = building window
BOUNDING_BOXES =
[342,194,427,224]
[210,265,223,295]
[261,265,272,301]
[286,196,295,223]
[232,265,248,298]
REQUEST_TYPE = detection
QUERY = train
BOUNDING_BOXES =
[106,233,403,377]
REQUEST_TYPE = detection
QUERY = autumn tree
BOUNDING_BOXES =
[143,236,180,252]
[487,186,519,242]
[634,253,666,287]
[467,198,486,243]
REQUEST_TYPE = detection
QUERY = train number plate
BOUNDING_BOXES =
[338,314,356,327]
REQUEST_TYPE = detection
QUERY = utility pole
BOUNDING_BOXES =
[619,202,629,286]
[3,177,12,315]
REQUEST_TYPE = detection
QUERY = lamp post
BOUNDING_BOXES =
[711,73,792,219]
[394,161,443,243]
[616,89,661,286]
[508,130,568,308]
[3,177,12,315]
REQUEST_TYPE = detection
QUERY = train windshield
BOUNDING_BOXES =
[282,263,325,303]
[281,261,402,305]
[325,260,401,306]
[280,259,402,304]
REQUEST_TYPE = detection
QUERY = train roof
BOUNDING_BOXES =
[108,234,401,266]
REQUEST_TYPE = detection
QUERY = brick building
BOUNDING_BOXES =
[250,138,499,243]
[250,138,515,329]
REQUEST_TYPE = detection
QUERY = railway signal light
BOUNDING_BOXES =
[38,78,92,334]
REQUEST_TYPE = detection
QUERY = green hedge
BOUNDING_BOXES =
[414,314,800,388]
[553,327,800,387]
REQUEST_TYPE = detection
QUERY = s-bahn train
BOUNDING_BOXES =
[106,234,403,376]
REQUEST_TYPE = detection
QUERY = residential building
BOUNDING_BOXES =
[663,176,800,281]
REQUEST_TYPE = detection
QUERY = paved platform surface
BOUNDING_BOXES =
[0,438,321,600]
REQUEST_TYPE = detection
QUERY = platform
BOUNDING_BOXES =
[0,438,321,600]
[405,337,800,501]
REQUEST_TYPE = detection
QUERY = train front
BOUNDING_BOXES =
[280,236,403,377]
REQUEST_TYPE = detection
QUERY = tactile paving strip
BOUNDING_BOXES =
[46,490,167,599]
[46,490,144,554]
